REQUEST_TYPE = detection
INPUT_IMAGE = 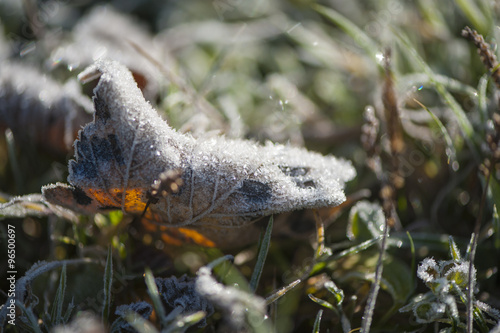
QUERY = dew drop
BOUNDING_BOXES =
[375,52,384,63]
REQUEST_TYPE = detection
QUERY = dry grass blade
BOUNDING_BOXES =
[266,279,301,305]
[382,49,404,160]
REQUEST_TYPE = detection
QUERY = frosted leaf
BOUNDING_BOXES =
[50,5,161,100]
[0,61,93,155]
[0,194,50,218]
[113,301,153,333]
[42,59,355,231]
[417,257,439,283]
[155,275,213,327]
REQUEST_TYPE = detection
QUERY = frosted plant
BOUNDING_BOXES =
[0,61,93,155]
[111,301,153,333]
[42,59,355,240]
[155,275,213,327]
[400,237,500,328]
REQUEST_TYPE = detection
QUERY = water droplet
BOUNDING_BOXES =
[452,161,459,171]
[52,57,62,66]
[20,42,36,57]
[417,85,424,91]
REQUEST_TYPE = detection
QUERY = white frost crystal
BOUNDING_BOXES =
[42,59,355,230]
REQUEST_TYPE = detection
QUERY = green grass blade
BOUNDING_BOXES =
[308,294,335,311]
[51,264,67,326]
[329,236,382,261]
[448,236,461,261]
[401,73,477,97]
[102,246,113,324]
[164,311,206,333]
[406,232,416,288]
[63,299,75,324]
[144,268,167,327]
[312,309,323,333]
[454,0,491,35]
[395,31,474,141]
[17,302,43,333]
[312,4,382,70]
[477,74,489,125]
[413,99,457,167]
[250,215,273,292]
[325,281,344,306]
[125,310,159,333]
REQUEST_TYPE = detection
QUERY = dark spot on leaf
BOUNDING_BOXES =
[237,180,272,205]
[108,134,125,165]
[72,186,93,205]
[91,135,113,162]
[93,90,111,122]
[296,180,316,189]
[70,159,97,179]
[279,166,310,177]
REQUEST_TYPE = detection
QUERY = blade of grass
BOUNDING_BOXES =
[125,310,159,333]
[17,302,43,333]
[467,160,493,332]
[448,236,461,261]
[144,269,167,328]
[329,236,382,262]
[102,247,113,324]
[164,311,206,333]
[250,215,273,292]
[454,0,491,35]
[477,74,489,125]
[266,279,301,305]
[406,232,416,288]
[413,99,457,167]
[312,4,382,71]
[62,300,75,324]
[360,217,390,332]
[401,73,477,97]
[312,309,323,333]
[50,264,67,326]
[395,31,475,142]
[308,294,335,311]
